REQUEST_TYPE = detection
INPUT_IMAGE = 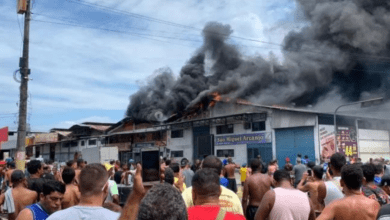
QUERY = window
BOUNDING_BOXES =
[216,124,234,134]
[80,140,85,146]
[217,149,234,157]
[171,130,184,138]
[252,121,266,131]
[88,139,96,146]
[171,151,184,157]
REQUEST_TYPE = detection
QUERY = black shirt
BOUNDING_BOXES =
[114,171,123,184]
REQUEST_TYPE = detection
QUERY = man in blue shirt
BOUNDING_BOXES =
[16,180,65,220]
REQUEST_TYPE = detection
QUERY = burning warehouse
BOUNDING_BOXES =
[114,0,390,166]
[108,95,390,168]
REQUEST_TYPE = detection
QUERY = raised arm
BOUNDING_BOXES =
[297,173,310,192]
[118,164,146,220]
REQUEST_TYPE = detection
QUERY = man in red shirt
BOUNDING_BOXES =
[187,168,245,220]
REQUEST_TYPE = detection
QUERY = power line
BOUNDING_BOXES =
[32,19,202,46]
[32,12,196,37]
[30,19,390,75]
[31,18,390,66]
[66,0,390,62]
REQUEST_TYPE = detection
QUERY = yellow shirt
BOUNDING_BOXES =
[240,167,247,182]
[182,186,244,215]
[174,177,186,190]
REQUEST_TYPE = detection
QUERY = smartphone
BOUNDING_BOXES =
[308,169,312,176]
[141,150,160,182]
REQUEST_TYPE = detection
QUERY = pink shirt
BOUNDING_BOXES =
[269,188,311,220]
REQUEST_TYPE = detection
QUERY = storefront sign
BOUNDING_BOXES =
[215,133,271,146]
[34,133,58,143]
[319,125,335,159]
[337,126,358,158]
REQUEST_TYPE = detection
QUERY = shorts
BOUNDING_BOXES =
[246,205,258,220]
[227,178,237,193]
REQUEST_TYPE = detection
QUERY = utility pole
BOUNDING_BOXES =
[16,0,32,171]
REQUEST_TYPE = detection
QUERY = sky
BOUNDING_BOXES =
[0,0,301,132]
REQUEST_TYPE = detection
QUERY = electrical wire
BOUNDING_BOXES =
[31,18,390,66]
[32,19,201,47]
[66,0,390,62]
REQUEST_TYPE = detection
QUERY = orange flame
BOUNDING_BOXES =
[211,92,222,101]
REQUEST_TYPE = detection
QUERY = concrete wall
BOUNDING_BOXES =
[167,128,193,163]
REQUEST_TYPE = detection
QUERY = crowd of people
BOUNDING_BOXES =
[0,153,389,219]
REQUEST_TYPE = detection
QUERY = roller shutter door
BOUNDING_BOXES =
[358,129,390,162]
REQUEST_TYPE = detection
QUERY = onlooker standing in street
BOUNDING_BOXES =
[374,162,385,185]
[242,159,272,220]
[3,162,16,191]
[61,167,80,209]
[170,162,186,192]
[292,158,307,188]
[224,158,240,193]
[47,164,120,220]
[191,159,201,173]
[361,164,389,206]
[317,164,380,220]
[283,157,293,172]
[16,180,65,220]
[239,163,248,187]
[0,170,38,220]
[297,165,325,215]
[222,155,229,166]
[27,160,45,200]
[187,168,245,220]
[380,175,390,199]
[317,153,346,207]
[181,158,194,188]
[254,170,316,220]
[182,155,243,215]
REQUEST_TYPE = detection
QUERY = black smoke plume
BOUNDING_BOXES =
[127,0,390,122]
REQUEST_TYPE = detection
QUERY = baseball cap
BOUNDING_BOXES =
[128,159,135,164]
[285,157,290,162]
[104,163,114,171]
[380,175,390,187]
[180,158,189,167]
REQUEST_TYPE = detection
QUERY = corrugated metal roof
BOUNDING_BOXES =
[0,140,16,150]
[55,131,72,136]
[71,124,111,132]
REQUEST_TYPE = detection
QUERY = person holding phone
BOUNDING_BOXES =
[317,153,346,207]
[297,166,325,216]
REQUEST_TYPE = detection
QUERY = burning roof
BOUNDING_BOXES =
[126,0,390,123]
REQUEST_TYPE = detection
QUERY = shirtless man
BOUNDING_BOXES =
[160,159,170,181]
[297,165,324,216]
[3,162,16,190]
[317,164,381,220]
[61,167,80,209]
[242,159,272,220]
[224,157,240,193]
[0,170,38,220]
[268,162,278,186]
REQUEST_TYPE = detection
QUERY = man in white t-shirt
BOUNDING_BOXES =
[47,164,120,220]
